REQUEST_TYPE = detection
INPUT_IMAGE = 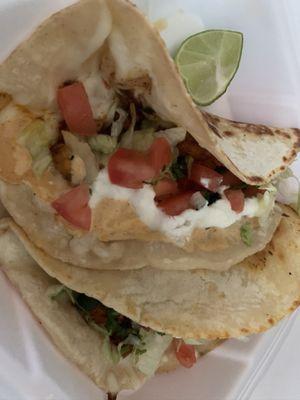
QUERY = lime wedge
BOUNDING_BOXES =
[175,30,243,106]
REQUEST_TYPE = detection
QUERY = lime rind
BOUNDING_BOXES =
[175,29,243,106]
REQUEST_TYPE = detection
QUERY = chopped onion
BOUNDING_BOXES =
[111,108,128,138]
[105,100,119,126]
[191,192,207,210]
[62,131,98,184]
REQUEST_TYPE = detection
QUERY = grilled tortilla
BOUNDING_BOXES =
[4,205,300,340]
[0,222,220,395]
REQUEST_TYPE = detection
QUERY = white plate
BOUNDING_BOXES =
[0,1,299,399]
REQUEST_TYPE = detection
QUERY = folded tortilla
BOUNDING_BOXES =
[0,0,298,271]
[0,221,220,395]
[0,179,282,271]
[5,205,300,340]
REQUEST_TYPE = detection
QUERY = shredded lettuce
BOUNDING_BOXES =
[111,108,128,138]
[276,167,300,215]
[135,330,172,377]
[141,110,174,130]
[46,284,66,300]
[102,336,121,365]
[130,129,156,152]
[18,119,58,176]
[157,127,186,146]
[240,222,253,246]
[105,100,119,127]
[48,284,172,373]
[88,135,117,154]
[119,103,137,148]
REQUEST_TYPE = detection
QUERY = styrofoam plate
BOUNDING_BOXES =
[0,1,299,399]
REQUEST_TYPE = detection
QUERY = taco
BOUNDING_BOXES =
[0,220,221,396]
[0,0,299,271]
[5,205,300,341]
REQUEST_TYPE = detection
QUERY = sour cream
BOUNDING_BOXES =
[90,170,274,244]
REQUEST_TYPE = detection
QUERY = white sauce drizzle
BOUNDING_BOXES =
[90,170,274,244]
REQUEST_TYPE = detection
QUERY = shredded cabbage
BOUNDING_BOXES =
[105,100,119,127]
[119,103,137,148]
[46,284,66,300]
[102,336,121,365]
[18,119,58,176]
[130,129,156,151]
[276,167,300,215]
[135,330,172,377]
[157,127,186,146]
[142,111,174,130]
[62,131,98,184]
[88,135,117,154]
[240,222,253,246]
[111,108,128,138]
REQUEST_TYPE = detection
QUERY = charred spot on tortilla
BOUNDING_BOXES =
[247,176,264,184]
[250,125,274,136]
[117,75,152,94]
[61,79,76,87]
[202,112,221,126]
[223,130,234,137]
[0,93,11,111]
[207,122,222,138]
[293,128,300,148]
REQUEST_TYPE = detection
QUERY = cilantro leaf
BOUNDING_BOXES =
[170,155,188,180]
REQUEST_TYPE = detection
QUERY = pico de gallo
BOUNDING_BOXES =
[20,81,265,233]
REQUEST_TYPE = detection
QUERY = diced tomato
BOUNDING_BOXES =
[52,184,91,230]
[225,189,245,213]
[157,191,194,216]
[190,163,223,192]
[149,137,172,174]
[244,186,265,198]
[177,177,203,192]
[108,148,156,189]
[222,170,243,187]
[154,179,178,199]
[175,341,197,369]
[57,82,97,136]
